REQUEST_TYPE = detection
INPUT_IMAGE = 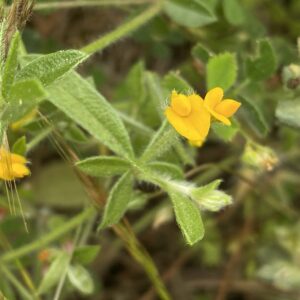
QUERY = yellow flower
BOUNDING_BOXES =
[203,87,241,126]
[165,91,211,146]
[0,148,30,181]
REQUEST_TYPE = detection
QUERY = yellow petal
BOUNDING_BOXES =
[189,139,204,147]
[12,163,30,178]
[165,107,202,141]
[215,99,241,118]
[0,163,14,181]
[205,106,231,125]
[171,91,192,117]
[187,94,211,141]
[204,87,224,109]
[11,153,27,164]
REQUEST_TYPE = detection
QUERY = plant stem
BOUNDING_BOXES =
[34,0,154,10]
[0,207,95,263]
[80,1,162,55]
[0,264,33,300]
[114,221,171,300]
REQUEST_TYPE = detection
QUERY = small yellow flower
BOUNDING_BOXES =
[0,148,30,181]
[165,91,211,146]
[203,87,241,126]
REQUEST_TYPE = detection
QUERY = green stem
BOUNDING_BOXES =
[34,0,154,10]
[0,207,95,263]
[114,222,171,300]
[80,2,162,55]
[0,264,33,300]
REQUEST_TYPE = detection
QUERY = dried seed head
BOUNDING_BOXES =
[3,0,34,57]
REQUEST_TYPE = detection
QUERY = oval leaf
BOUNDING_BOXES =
[76,156,131,177]
[169,191,204,245]
[47,72,134,159]
[99,172,133,229]
[164,0,216,28]
[38,252,70,294]
[16,50,87,86]
[207,52,238,91]
[67,264,94,295]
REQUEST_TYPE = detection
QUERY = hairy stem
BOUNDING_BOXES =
[34,0,154,10]
[81,2,162,55]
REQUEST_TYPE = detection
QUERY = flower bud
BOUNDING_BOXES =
[191,180,232,212]
[242,143,278,172]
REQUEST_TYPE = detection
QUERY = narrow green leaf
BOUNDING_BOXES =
[169,191,204,245]
[38,252,70,294]
[223,0,246,26]
[164,0,216,28]
[73,246,101,266]
[140,121,177,163]
[76,156,131,177]
[16,50,87,86]
[246,39,277,81]
[12,136,26,155]
[47,72,134,159]
[207,52,238,91]
[67,264,94,295]
[276,99,300,128]
[2,79,47,123]
[2,31,20,99]
[100,172,133,229]
[146,161,184,180]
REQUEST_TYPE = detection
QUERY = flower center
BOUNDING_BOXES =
[171,93,192,117]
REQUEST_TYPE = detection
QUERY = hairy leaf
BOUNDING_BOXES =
[76,156,131,177]
[99,172,133,229]
[16,50,87,86]
[47,72,134,159]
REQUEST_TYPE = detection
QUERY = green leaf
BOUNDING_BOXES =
[2,79,47,123]
[76,156,131,177]
[191,43,213,63]
[99,172,133,229]
[122,61,146,104]
[38,252,70,294]
[169,191,204,245]
[164,0,217,28]
[207,52,238,91]
[67,264,94,295]
[240,96,269,136]
[191,180,233,212]
[47,72,134,159]
[246,39,277,81]
[146,161,184,180]
[146,72,166,119]
[212,121,239,142]
[276,99,300,128]
[16,50,87,86]
[73,246,101,265]
[2,31,20,99]
[222,0,246,26]
[163,71,193,93]
[140,121,177,163]
[12,136,26,155]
